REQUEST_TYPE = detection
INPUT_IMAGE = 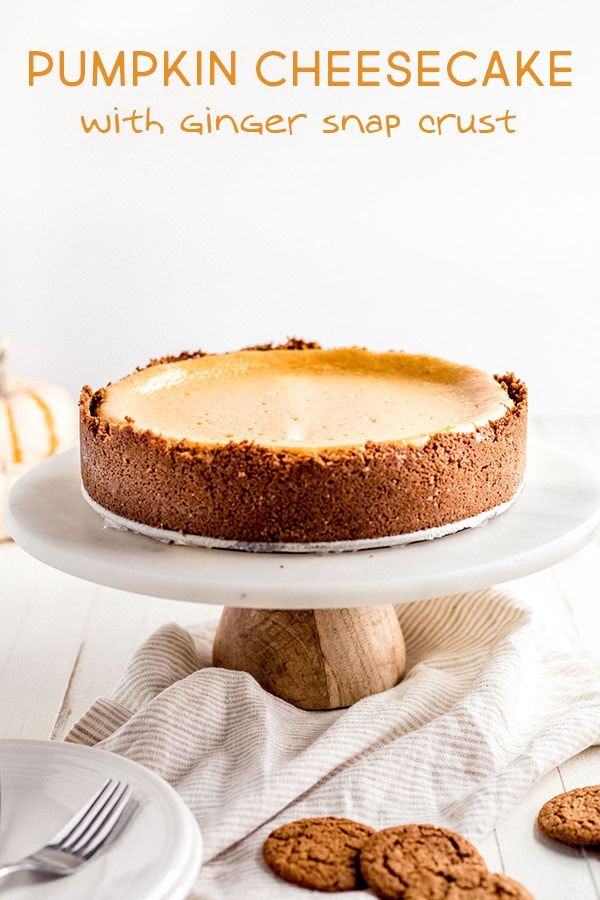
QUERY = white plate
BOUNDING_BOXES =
[6,443,600,608]
[0,740,202,900]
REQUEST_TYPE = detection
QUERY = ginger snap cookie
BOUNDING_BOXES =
[538,785,600,846]
[359,824,487,900]
[262,816,375,892]
[402,865,533,899]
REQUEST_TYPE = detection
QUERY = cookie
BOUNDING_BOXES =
[402,865,533,899]
[359,824,487,900]
[538,785,600,846]
[262,816,375,892]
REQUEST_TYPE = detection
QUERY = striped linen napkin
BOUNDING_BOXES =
[67,585,600,899]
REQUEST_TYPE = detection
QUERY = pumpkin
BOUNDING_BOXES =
[0,348,77,540]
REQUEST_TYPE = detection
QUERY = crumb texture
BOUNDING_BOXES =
[538,785,600,846]
[403,865,533,899]
[359,825,487,900]
[262,816,374,892]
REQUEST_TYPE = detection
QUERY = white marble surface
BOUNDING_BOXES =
[0,416,599,898]
[7,440,600,608]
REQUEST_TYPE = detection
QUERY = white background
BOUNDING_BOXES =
[1,0,598,414]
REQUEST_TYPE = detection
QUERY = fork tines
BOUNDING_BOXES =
[50,778,134,859]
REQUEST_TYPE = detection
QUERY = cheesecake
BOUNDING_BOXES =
[79,340,527,550]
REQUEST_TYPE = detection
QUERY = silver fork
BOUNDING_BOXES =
[0,778,133,882]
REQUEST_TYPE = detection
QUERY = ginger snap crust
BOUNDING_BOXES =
[538,785,600,846]
[359,824,487,900]
[402,865,534,899]
[262,816,374,892]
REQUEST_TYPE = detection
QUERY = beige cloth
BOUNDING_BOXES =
[68,587,600,899]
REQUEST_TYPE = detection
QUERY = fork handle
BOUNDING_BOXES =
[0,862,30,881]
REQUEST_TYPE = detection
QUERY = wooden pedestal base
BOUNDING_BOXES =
[213,605,406,710]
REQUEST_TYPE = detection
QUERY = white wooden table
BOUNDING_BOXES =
[1,417,599,899]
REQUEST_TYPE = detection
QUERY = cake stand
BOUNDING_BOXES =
[7,443,600,710]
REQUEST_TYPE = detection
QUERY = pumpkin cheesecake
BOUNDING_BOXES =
[79,340,527,550]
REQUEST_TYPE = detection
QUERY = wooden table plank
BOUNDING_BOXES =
[551,544,600,659]
[559,749,600,895]
[0,545,95,739]
[495,766,597,900]
[476,833,503,873]
[60,585,220,737]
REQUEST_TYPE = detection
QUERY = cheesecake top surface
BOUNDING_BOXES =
[96,348,513,450]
